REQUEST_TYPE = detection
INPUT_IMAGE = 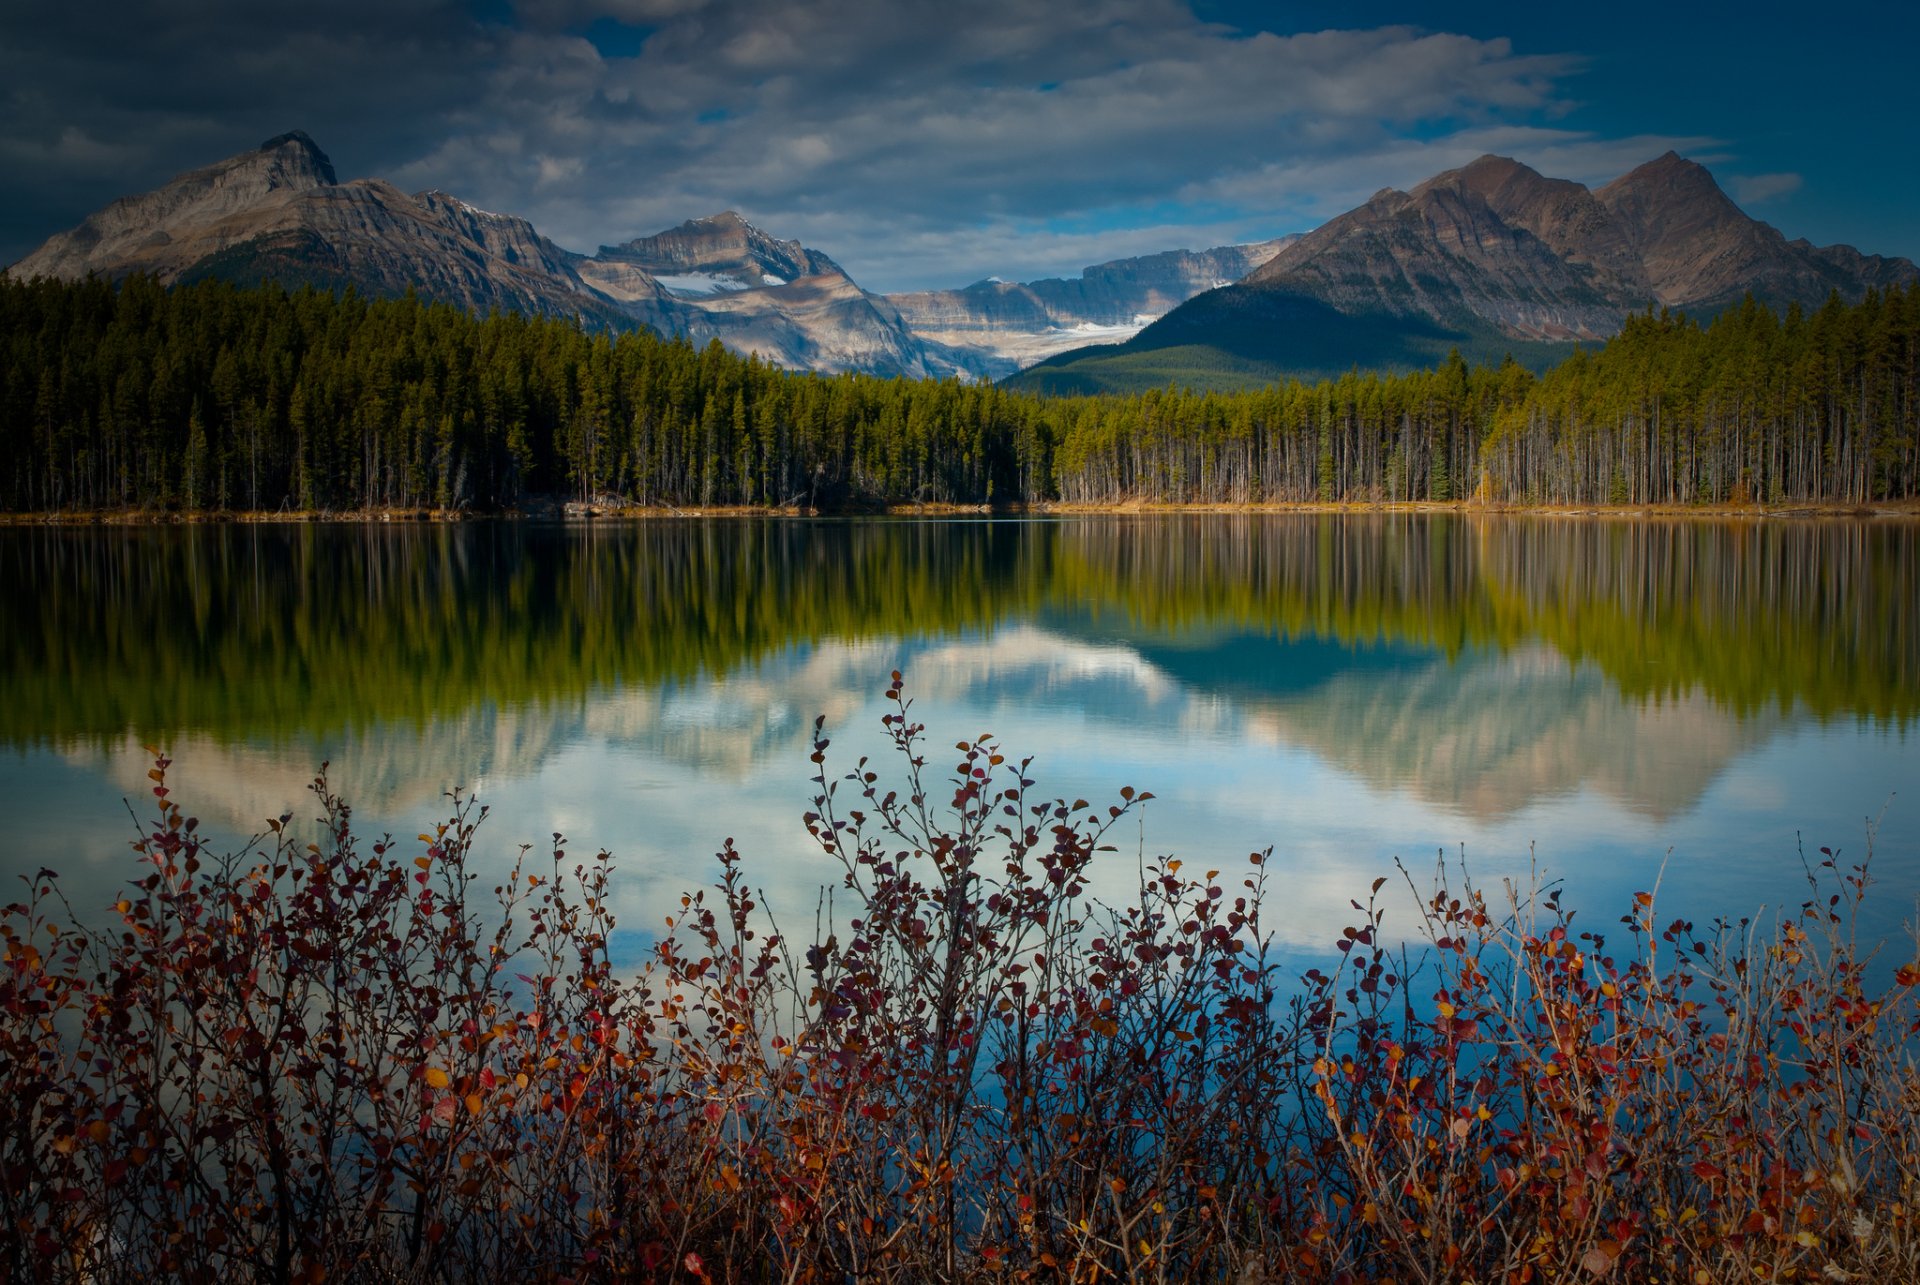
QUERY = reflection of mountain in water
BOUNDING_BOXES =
[986,622,1777,822]
[9,514,1914,846]
[1237,645,1777,822]
[78,619,1782,838]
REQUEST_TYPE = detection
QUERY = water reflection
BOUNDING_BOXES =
[4,515,1914,951]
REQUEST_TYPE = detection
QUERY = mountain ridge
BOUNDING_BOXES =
[1015,152,1917,393]
[4,133,1285,381]
[3,135,979,378]
[888,239,1297,370]
[19,138,1910,393]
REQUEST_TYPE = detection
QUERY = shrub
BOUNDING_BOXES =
[4,673,1918,1282]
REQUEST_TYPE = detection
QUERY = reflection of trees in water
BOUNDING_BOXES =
[3,516,1912,754]
[1050,515,1916,723]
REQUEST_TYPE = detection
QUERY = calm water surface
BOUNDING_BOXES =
[3,515,1915,966]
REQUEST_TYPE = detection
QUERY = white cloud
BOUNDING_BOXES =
[1729,171,1803,205]
[0,0,1763,291]
[384,3,1601,289]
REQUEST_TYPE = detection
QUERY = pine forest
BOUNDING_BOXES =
[2,274,1916,513]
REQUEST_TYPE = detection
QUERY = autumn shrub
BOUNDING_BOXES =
[5,673,1919,1283]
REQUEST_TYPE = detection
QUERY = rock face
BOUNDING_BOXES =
[593,211,841,291]
[1236,151,1918,344]
[8,132,339,283]
[1595,152,1917,310]
[1023,151,1918,388]
[888,240,1294,368]
[178,182,626,325]
[584,211,968,378]
[1242,171,1626,342]
[7,133,631,327]
[5,135,980,378]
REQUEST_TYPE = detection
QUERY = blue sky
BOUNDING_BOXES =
[2,0,1913,292]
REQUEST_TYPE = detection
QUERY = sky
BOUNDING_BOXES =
[2,0,1915,294]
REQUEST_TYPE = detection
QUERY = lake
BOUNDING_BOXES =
[3,514,1915,971]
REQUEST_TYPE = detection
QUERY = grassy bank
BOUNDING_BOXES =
[6,676,1919,1282]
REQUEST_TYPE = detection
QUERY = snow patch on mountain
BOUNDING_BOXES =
[656,272,750,296]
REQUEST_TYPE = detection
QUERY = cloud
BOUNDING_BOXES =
[1728,171,1803,205]
[0,0,505,260]
[0,0,1727,290]
[378,2,1597,288]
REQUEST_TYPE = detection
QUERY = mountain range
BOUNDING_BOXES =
[886,238,1295,368]
[1014,152,1917,392]
[4,132,981,378]
[4,131,1276,381]
[9,133,1914,390]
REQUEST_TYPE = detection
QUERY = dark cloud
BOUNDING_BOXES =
[0,0,502,257]
[0,0,1714,291]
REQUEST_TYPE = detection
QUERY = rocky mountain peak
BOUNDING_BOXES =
[6,129,341,283]
[599,210,844,292]
[1600,151,1730,214]
[1424,155,1550,205]
[1414,153,1648,294]
[1596,152,1794,306]
[1459,153,1531,179]
[257,130,338,185]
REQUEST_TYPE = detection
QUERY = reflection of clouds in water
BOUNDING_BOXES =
[56,620,1872,957]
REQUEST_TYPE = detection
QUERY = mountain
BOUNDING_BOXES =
[7,132,631,324]
[886,239,1295,372]
[1593,152,1917,311]
[583,212,966,377]
[4,134,978,379]
[9,131,339,281]
[1013,152,1918,394]
[591,210,842,294]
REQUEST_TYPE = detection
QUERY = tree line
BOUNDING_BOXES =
[2,274,1915,510]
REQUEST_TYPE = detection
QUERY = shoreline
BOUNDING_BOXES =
[3,497,1916,525]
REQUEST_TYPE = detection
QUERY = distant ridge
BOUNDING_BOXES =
[887,239,1297,373]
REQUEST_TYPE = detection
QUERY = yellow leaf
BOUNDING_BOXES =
[424,1067,451,1090]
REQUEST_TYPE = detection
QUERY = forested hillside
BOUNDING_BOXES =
[2,275,1915,510]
